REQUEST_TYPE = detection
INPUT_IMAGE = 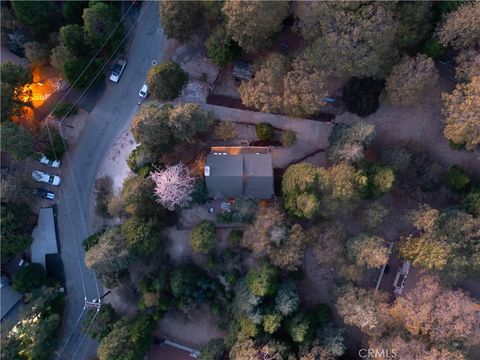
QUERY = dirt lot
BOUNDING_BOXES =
[336,78,480,179]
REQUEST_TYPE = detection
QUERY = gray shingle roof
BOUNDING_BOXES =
[206,153,273,199]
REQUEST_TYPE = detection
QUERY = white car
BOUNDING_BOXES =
[109,59,127,83]
[139,83,148,98]
[32,170,61,186]
[39,155,61,168]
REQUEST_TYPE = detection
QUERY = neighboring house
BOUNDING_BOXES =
[0,275,22,320]
[31,207,58,267]
[205,146,274,199]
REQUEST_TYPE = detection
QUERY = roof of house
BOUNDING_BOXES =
[1,275,22,320]
[205,149,273,199]
[31,207,58,267]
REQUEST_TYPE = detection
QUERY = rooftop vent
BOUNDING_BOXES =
[204,166,210,176]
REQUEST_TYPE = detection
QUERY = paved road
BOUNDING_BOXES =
[55,2,165,359]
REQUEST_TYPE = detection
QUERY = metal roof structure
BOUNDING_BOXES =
[31,207,58,267]
[205,147,273,199]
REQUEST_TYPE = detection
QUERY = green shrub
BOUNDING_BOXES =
[190,220,216,254]
[82,230,104,251]
[366,164,395,197]
[191,179,208,204]
[137,164,153,178]
[228,229,243,246]
[199,339,225,360]
[12,263,46,293]
[448,140,465,151]
[343,77,384,117]
[281,130,296,147]
[421,39,446,60]
[95,176,113,218]
[444,165,470,193]
[52,101,78,119]
[146,61,188,101]
[41,127,68,160]
[205,27,240,67]
[311,304,331,328]
[255,122,274,141]
[463,186,480,216]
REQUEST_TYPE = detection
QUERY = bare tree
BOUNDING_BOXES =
[150,162,195,210]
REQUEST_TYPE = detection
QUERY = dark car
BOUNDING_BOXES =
[32,188,55,200]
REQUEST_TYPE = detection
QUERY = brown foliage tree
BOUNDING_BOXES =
[336,284,390,337]
[222,0,289,53]
[398,205,480,283]
[437,2,480,50]
[301,2,398,78]
[442,76,480,150]
[455,49,480,82]
[238,53,287,114]
[242,206,308,271]
[391,276,480,347]
[385,55,439,107]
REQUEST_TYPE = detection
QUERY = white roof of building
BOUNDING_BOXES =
[31,207,58,266]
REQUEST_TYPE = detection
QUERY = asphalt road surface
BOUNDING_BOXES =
[55,2,165,359]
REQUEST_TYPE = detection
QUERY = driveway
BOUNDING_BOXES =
[54,2,166,358]
[202,104,333,168]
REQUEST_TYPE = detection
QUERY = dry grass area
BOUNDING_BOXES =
[336,78,480,179]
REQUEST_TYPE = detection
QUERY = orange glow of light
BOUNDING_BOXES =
[14,67,54,129]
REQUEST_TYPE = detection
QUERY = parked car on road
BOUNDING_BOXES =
[109,59,127,83]
[38,155,61,168]
[139,83,148,98]
[32,188,55,200]
[32,170,61,186]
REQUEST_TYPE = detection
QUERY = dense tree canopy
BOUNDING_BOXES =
[1,203,32,262]
[12,263,46,293]
[1,62,33,122]
[222,0,289,53]
[131,102,172,155]
[85,226,135,287]
[82,2,122,50]
[346,234,390,269]
[300,2,398,78]
[121,217,163,256]
[11,0,53,36]
[239,53,328,117]
[242,206,309,270]
[98,315,155,360]
[437,2,480,50]
[398,205,480,283]
[159,0,200,42]
[391,276,480,347]
[442,76,480,150]
[336,285,389,337]
[83,304,119,341]
[0,121,34,160]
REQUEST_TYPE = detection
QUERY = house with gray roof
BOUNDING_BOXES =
[205,146,274,199]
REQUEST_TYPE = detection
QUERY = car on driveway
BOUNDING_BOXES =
[32,188,55,200]
[139,83,148,98]
[32,170,61,186]
[109,59,127,83]
[38,155,61,168]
